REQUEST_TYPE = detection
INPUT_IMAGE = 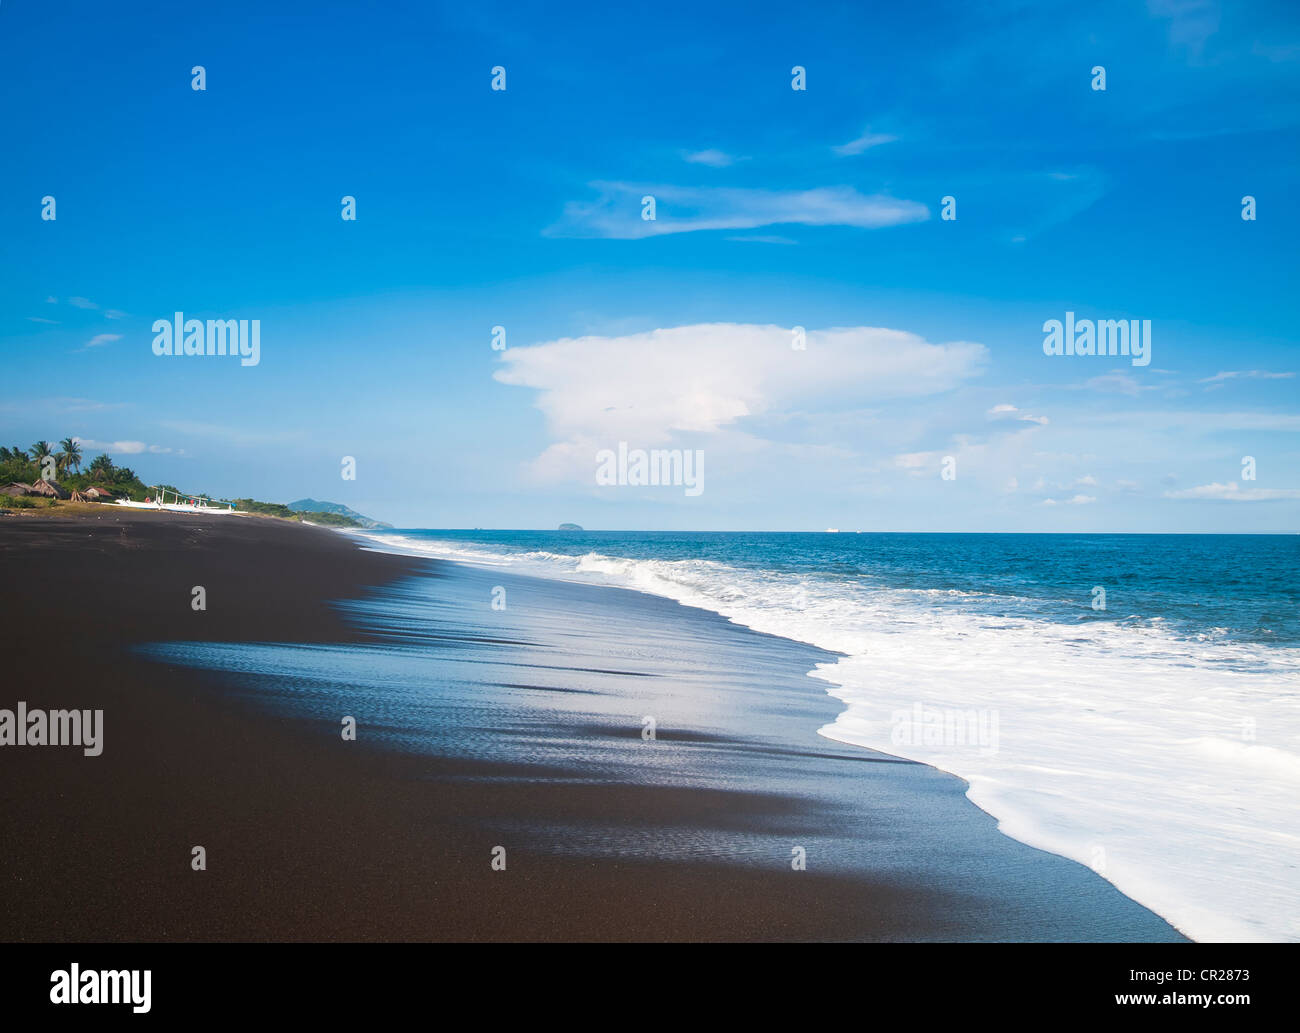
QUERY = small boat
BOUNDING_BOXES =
[115,487,238,514]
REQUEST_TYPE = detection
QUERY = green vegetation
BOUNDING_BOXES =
[0,494,56,510]
[287,498,390,529]
[0,441,150,500]
[232,498,361,527]
[1,437,362,527]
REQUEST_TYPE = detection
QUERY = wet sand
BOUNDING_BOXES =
[0,510,1187,941]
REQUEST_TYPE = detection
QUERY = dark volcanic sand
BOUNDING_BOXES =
[0,510,1187,941]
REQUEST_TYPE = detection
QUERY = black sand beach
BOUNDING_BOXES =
[0,510,1186,941]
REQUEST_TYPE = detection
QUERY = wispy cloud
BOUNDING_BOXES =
[1042,494,1096,506]
[54,398,127,413]
[725,234,797,245]
[987,403,1049,425]
[1251,40,1300,63]
[0,396,129,417]
[1080,409,1300,433]
[832,129,898,156]
[1199,369,1295,387]
[1164,481,1300,501]
[155,419,308,448]
[682,148,742,167]
[82,333,122,349]
[895,451,939,470]
[1008,168,1108,243]
[27,316,60,325]
[1083,372,1143,396]
[68,297,99,310]
[549,183,929,239]
[75,438,176,455]
[1148,0,1221,62]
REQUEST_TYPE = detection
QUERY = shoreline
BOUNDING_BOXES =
[0,511,1186,941]
[346,527,1300,942]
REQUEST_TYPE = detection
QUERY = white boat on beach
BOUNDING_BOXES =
[115,487,239,514]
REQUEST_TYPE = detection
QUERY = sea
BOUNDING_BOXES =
[350,529,1300,942]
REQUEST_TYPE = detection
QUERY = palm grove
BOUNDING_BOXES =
[0,438,365,526]
[1,438,150,504]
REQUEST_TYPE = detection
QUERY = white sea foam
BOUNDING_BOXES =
[350,530,1300,942]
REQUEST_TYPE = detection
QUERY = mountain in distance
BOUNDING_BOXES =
[558,522,584,531]
[288,498,392,529]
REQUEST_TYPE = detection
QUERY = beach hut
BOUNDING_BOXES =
[70,490,90,502]
[1,482,33,497]
[82,485,117,500]
[26,478,69,499]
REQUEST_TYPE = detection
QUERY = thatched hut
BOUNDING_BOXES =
[82,485,117,500]
[27,478,69,499]
[1,482,33,497]
[70,490,89,502]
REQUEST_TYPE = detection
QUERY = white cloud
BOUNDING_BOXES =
[1084,410,1300,433]
[75,438,174,455]
[68,297,98,309]
[1042,493,1095,506]
[105,309,128,320]
[1084,372,1142,396]
[683,149,741,167]
[0,397,127,415]
[84,333,122,348]
[1199,369,1295,387]
[725,234,797,245]
[155,420,307,447]
[987,403,1048,425]
[495,323,985,483]
[549,183,929,238]
[832,130,898,156]
[1164,481,1300,501]
[27,316,59,324]
[895,450,941,470]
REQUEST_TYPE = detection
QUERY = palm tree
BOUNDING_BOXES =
[88,454,115,482]
[58,437,83,475]
[28,440,53,461]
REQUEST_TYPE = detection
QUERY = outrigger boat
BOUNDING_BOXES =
[115,486,239,514]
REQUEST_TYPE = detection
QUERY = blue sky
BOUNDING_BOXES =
[1,0,1298,530]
